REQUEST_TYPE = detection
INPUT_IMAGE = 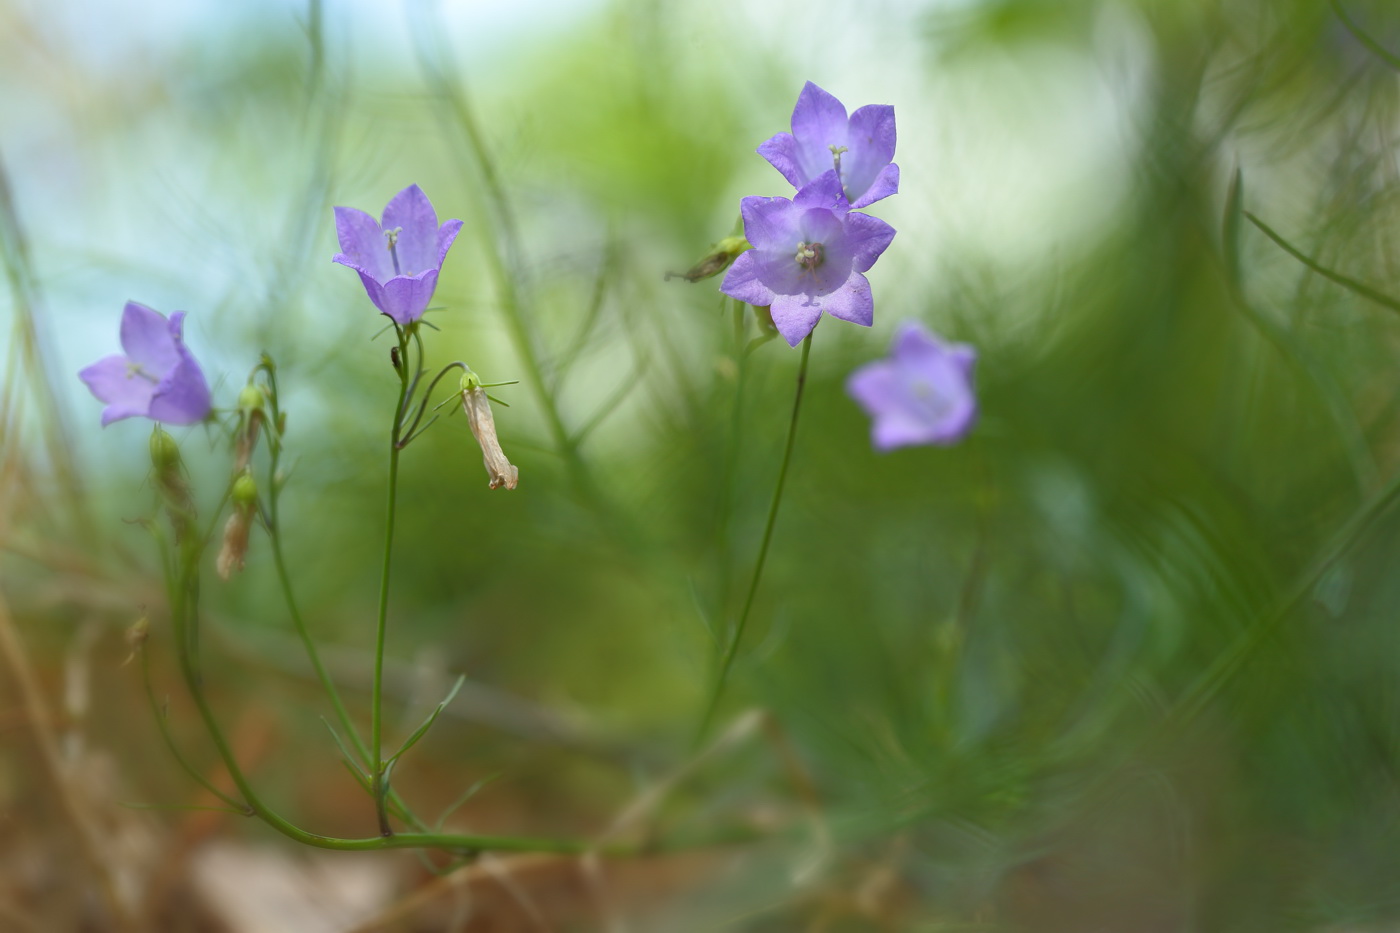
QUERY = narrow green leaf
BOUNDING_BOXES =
[1222,165,1244,294]
[386,674,466,768]
[321,717,367,778]
[1244,211,1400,314]
[1331,0,1400,70]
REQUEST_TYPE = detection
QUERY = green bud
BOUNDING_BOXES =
[149,425,182,473]
[237,383,265,413]
[666,235,750,283]
[149,425,195,538]
[231,471,258,507]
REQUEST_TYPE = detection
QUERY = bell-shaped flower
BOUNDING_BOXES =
[846,321,977,451]
[720,171,896,347]
[333,184,463,325]
[757,81,899,210]
[78,301,212,426]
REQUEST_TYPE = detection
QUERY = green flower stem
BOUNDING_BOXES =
[266,459,431,831]
[268,511,360,756]
[169,549,602,854]
[697,333,813,743]
[370,326,414,837]
[139,640,250,813]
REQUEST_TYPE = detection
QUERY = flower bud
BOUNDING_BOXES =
[149,425,195,537]
[666,235,750,283]
[231,471,258,506]
[460,372,518,491]
[217,470,258,580]
[122,615,150,666]
[236,384,265,413]
[149,425,181,472]
[233,384,266,471]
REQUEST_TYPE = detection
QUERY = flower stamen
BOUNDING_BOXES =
[124,361,159,384]
[384,226,404,276]
[794,241,824,273]
[829,143,848,179]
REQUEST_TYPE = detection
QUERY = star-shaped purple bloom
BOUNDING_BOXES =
[78,301,212,427]
[846,321,977,451]
[757,81,899,210]
[720,170,896,347]
[332,184,464,325]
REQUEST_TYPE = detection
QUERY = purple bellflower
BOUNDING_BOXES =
[758,81,899,210]
[720,170,895,347]
[846,321,977,451]
[79,301,212,426]
[333,184,463,325]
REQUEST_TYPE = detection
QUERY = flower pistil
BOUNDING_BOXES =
[383,226,403,275]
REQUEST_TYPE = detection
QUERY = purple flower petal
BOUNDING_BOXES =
[378,270,440,326]
[819,273,873,326]
[147,355,212,425]
[793,170,849,215]
[760,83,899,209]
[334,186,462,324]
[120,301,181,372]
[720,251,777,307]
[79,355,157,426]
[722,173,891,343]
[740,196,798,250]
[846,362,899,411]
[871,409,947,451]
[789,82,850,181]
[79,304,212,426]
[756,132,805,190]
[891,320,943,362]
[844,212,896,273]
[769,294,825,347]
[381,184,439,276]
[843,105,896,202]
[353,270,389,316]
[849,163,899,210]
[436,219,465,267]
[334,207,393,282]
[846,321,977,451]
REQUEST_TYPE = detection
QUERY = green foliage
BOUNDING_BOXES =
[9,0,1400,927]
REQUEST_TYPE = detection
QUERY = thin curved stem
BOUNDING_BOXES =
[398,360,468,447]
[268,518,364,762]
[139,643,250,812]
[696,333,813,743]
[170,553,598,853]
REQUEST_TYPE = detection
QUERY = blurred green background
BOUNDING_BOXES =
[7,0,1400,929]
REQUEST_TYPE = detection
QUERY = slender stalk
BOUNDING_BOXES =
[370,327,412,836]
[268,519,365,762]
[169,553,599,854]
[697,334,813,743]
[139,643,250,812]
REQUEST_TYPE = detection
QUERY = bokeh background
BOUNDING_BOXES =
[6,0,1400,929]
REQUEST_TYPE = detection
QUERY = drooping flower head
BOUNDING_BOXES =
[79,301,212,426]
[460,371,518,491]
[846,321,977,451]
[720,170,895,347]
[758,81,899,210]
[332,184,463,325]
